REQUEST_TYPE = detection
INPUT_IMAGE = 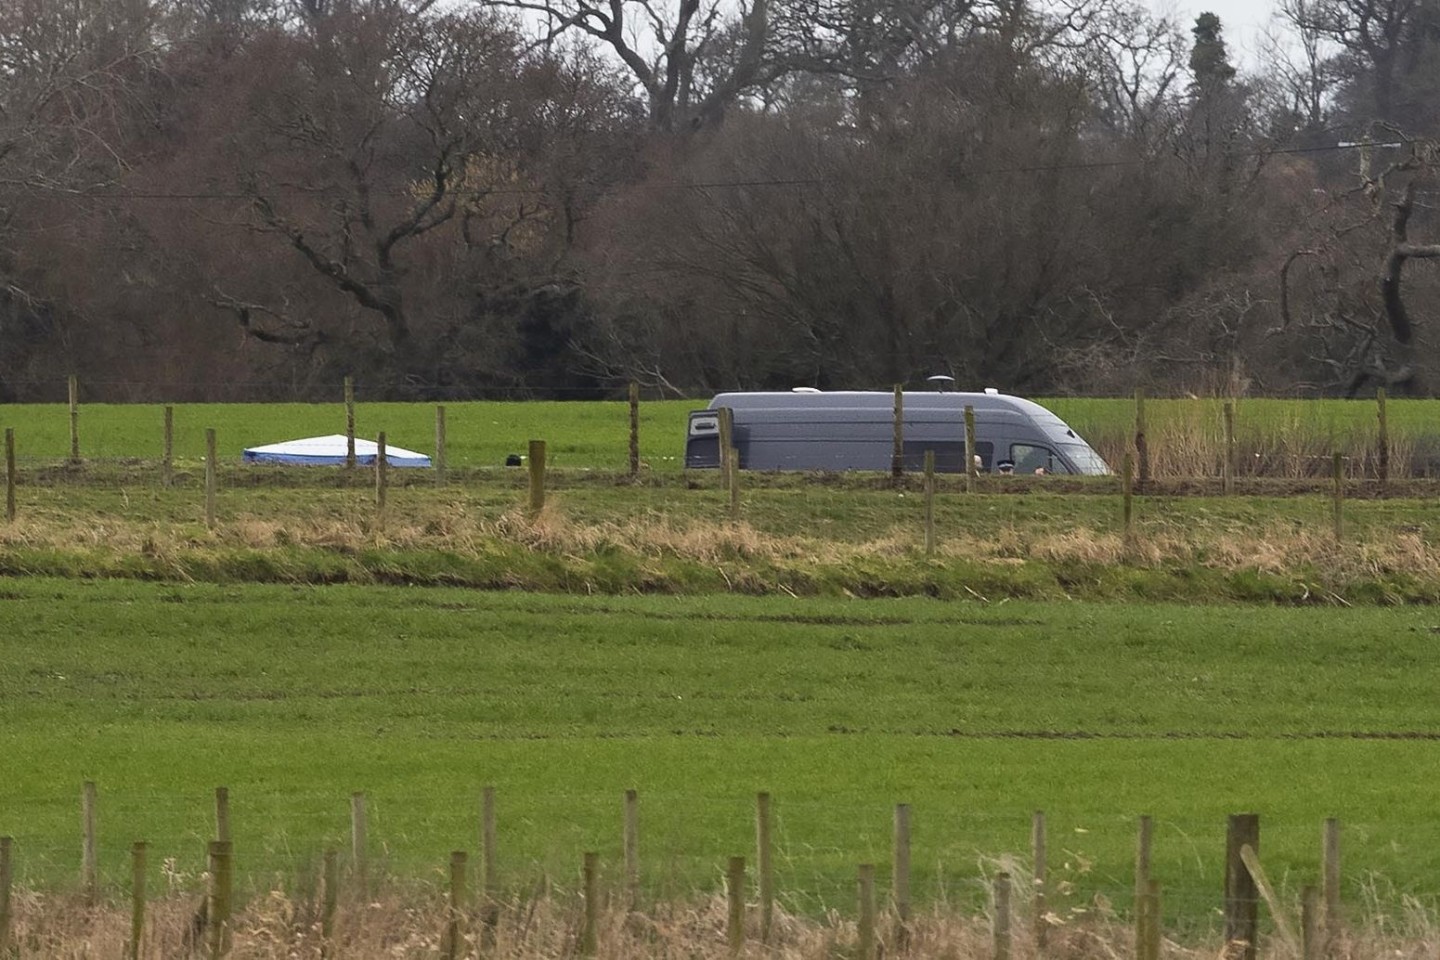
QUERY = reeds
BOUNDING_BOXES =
[4,884,1437,959]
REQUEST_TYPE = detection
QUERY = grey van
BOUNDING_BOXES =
[684,390,1110,475]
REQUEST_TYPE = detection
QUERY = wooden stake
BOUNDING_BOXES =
[204,428,217,530]
[1134,388,1150,486]
[629,382,641,478]
[1322,818,1341,942]
[726,856,745,956]
[964,406,977,493]
[321,849,338,959]
[756,792,774,943]
[208,840,233,959]
[162,406,174,488]
[716,407,734,487]
[893,804,911,951]
[1224,814,1260,960]
[1222,401,1235,495]
[481,786,498,933]
[1239,844,1300,955]
[434,405,447,484]
[351,792,368,895]
[128,841,146,960]
[728,448,740,522]
[375,433,388,512]
[1032,810,1047,953]
[623,789,639,910]
[68,374,80,465]
[4,428,14,523]
[1134,814,1152,957]
[924,450,936,557]
[1122,451,1135,539]
[1141,879,1161,960]
[580,851,599,956]
[1301,884,1319,960]
[214,786,230,843]
[993,871,1012,960]
[445,851,467,960]
[528,440,546,514]
[82,780,99,906]
[344,376,356,469]
[1376,388,1389,489]
[1332,452,1343,543]
[857,863,877,960]
[892,384,904,483]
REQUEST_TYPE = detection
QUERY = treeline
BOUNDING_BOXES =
[3,0,1440,401]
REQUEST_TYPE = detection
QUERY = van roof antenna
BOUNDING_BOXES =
[926,375,956,392]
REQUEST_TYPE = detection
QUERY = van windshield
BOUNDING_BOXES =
[1059,443,1110,475]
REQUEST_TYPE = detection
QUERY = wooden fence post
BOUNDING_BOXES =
[924,450,936,558]
[756,792,774,944]
[1140,880,1161,960]
[1301,884,1319,960]
[1222,401,1235,494]
[68,374,80,465]
[375,433,389,512]
[716,407,734,488]
[1134,814,1152,957]
[1032,810,1047,953]
[0,836,12,955]
[1376,387,1389,489]
[481,786,498,934]
[445,851,467,960]
[434,406,447,484]
[728,448,741,522]
[528,440,546,515]
[128,841,146,960]
[344,376,356,469]
[162,406,174,488]
[321,849,338,959]
[204,428,217,530]
[726,856,745,956]
[4,428,14,523]
[964,406,977,493]
[623,789,639,910]
[580,851,599,956]
[208,840,233,959]
[1332,452,1344,543]
[893,804,911,951]
[1122,451,1135,539]
[892,384,904,483]
[1323,818,1341,944]
[1134,388,1150,486]
[82,780,99,907]
[857,863,876,960]
[214,786,230,843]
[629,382,641,478]
[1224,814,1260,960]
[993,871,1012,960]
[351,792,368,895]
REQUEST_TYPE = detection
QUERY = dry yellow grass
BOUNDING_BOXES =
[5,886,1436,959]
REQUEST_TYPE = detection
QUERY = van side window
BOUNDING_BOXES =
[903,441,993,473]
[1010,444,1068,474]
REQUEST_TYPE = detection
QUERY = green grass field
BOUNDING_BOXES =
[4,578,1440,924]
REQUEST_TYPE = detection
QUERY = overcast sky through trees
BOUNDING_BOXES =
[1154,0,1276,64]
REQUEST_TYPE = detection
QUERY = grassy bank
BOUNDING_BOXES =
[5,467,1440,602]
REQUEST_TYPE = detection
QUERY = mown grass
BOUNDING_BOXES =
[4,578,1440,921]
[1,395,1436,475]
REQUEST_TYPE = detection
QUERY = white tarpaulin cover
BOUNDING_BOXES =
[243,434,432,468]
